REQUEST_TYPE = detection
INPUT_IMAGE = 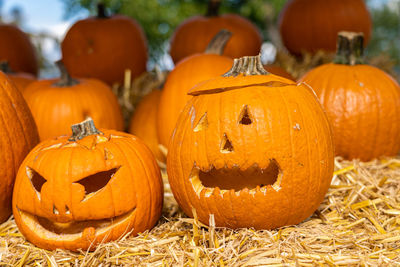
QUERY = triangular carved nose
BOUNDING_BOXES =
[220,133,234,153]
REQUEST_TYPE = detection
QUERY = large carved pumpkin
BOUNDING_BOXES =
[129,90,165,162]
[157,30,233,147]
[279,0,372,55]
[13,118,163,251]
[0,24,38,76]
[300,32,400,161]
[0,71,39,223]
[170,0,262,64]
[61,4,147,85]
[22,62,124,140]
[167,55,334,229]
[0,61,35,92]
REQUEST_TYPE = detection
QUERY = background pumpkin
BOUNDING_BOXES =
[13,118,163,251]
[0,61,35,92]
[0,71,39,223]
[157,30,233,148]
[279,0,372,55]
[22,61,124,141]
[263,64,294,81]
[129,89,165,163]
[167,55,334,229]
[0,24,38,76]
[299,32,400,161]
[169,0,262,64]
[61,4,148,85]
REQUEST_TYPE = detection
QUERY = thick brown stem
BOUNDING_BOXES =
[206,0,221,16]
[223,55,268,77]
[53,60,79,87]
[0,61,13,73]
[97,2,108,18]
[334,31,364,65]
[205,29,232,55]
[69,117,102,141]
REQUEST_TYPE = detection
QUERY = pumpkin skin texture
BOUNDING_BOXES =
[279,0,372,55]
[129,90,165,162]
[13,119,163,251]
[167,56,334,230]
[22,64,124,141]
[0,71,39,223]
[0,24,38,76]
[61,10,147,85]
[263,64,294,81]
[170,7,262,64]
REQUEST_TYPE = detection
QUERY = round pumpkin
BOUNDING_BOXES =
[13,118,163,251]
[0,24,38,76]
[299,32,400,161]
[61,4,147,85]
[0,71,39,223]
[263,64,294,81]
[129,90,165,162]
[170,0,262,64]
[0,61,35,92]
[279,0,372,55]
[157,30,234,148]
[167,55,334,229]
[22,61,124,141]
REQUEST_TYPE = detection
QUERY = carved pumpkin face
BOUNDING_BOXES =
[167,56,334,230]
[13,119,163,251]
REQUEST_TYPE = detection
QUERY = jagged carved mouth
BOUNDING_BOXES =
[189,159,283,197]
[17,207,136,240]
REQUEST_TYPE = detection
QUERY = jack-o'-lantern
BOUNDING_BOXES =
[167,55,334,229]
[13,118,163,251]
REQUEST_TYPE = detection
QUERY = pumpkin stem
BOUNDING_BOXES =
[69,117,103,141]
[333,31,364,65]
[205,29,232,55]
[223,55,268,77]
[206,0,221,16]
[97,2,108,18]
[53,60,79,87]
[0,61,13,73]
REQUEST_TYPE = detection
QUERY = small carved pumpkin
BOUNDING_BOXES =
[167,55,334,229]
[129,90,165,162]
[0,71,39,223]
[13,118,163,251]
[23,61,124,140]
[300,32,400,161]
[157,30,234,147]
[170,0,262,64]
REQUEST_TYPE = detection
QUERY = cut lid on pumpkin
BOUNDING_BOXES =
[188,55,295,96]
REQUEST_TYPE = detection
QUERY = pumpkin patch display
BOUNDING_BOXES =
[157,30,234,148]
[170,0,262,64]
[22,61,124,141]
[0,24,38,76]
[300,32,400,161]
[129,90,165,162]
[13,118,163,251]
[167,55,334,229]
[0,61,35,92]
[61,4,147,85]
[0,71,39,223]
[279,0,372,55]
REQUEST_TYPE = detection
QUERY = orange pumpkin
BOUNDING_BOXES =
[0,71,39,223]
[129,90,165,162]
[263,64,294,81]
[61,4,147,85]
[0,24,38,76]
[23,61,124,141]
[13,118,163,251]
[170,0,262,64]
[279,0,372,55]
[157,30,234,147]
[0,61,35,92]
[167,55,334,229]
[300,32,400,161]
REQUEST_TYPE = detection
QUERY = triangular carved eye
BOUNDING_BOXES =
[193,112,208,132]
[27,167,46,194]
[238,105,252,125]
[220,133,234,153]
[76,167,120,198]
